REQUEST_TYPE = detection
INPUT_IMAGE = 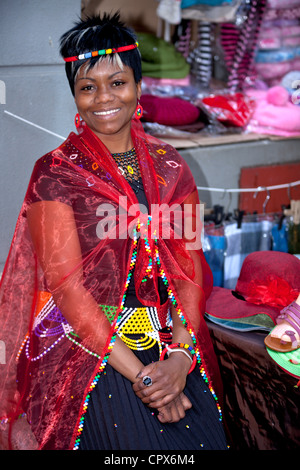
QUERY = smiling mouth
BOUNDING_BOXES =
[93,108,120,116]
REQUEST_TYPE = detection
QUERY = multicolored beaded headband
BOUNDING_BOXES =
[64,41,139,62]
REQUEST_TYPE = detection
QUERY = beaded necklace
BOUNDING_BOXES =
[111,148,142,193]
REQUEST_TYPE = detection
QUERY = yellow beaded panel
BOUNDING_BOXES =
[117,306,166,352]
[117,306,164,334]
[121,334,157,351]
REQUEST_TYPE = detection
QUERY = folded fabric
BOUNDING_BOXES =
[264,7,300,21]
[255,48,296,64]
[283,36,300,47]
[255,62,294,80]
[140,94,200,126]
[181,0,235,7]
[142,76,191,87]
[181,1,243,22]
[246,86,300,136]
[281,25,300,37]
[258,26,282,38]
[267,0,300,8]
[258,37,282,50]
[137,33,190,79]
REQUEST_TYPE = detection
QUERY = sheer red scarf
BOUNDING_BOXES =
[0,119,220,450]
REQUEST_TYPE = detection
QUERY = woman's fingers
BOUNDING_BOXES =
[156,393,191,423]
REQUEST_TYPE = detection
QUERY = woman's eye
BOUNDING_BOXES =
[81,84,94,91]
[113,80,125,87]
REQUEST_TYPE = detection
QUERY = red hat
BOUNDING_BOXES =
[206,251,300,325]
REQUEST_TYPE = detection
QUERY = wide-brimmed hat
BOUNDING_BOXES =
[206,250,299,324]
[206,250,300,378]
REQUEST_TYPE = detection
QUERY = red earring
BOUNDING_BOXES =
[75,113,81,129]
[134,103,143,120]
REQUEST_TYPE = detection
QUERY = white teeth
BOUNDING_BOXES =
[94,109,119,116]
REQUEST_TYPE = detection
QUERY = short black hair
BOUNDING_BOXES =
[60,12,142,95]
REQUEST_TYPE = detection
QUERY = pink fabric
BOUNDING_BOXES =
[267,0,300,8]
[246,86,300,136]
[142,76,191,87]
[255,62,294,80]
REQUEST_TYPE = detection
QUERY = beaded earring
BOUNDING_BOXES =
[134,103,143,120]
[74,113,81,129]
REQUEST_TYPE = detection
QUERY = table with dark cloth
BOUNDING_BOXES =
[207,320,300,450]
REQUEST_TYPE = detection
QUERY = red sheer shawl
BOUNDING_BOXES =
[0,119,220,450]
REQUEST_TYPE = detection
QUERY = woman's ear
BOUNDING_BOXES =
[136,80,142,101]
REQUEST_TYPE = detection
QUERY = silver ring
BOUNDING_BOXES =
[142,376,153,387]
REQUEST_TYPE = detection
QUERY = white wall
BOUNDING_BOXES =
[0,0,81,271]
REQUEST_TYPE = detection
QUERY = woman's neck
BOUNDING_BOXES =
[93,129,134,155]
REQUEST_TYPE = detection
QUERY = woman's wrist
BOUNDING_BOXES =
[160,342,197,374]
[166,346,193,363]
[167,351,191,375]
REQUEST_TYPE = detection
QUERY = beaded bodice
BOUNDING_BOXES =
[111,148,141,193]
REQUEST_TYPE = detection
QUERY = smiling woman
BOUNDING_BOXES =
[0,12,227,451]
[74,60,142,152]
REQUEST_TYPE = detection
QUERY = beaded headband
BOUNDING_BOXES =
[64,42,139,62]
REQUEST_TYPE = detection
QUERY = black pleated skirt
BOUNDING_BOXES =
[78,339,227,451]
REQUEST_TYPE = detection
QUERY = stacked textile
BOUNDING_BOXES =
[254,0,300,86]
[137,32,204,132]
[137,32,190,84]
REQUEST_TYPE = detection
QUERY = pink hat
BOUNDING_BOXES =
[206,251,300,324]
[140,94,200,126]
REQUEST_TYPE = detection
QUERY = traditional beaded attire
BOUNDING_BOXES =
[0,119,226,450]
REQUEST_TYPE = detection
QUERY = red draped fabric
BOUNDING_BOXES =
[0,119,220,450]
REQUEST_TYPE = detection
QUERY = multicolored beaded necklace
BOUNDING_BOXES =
[111,148,142,193]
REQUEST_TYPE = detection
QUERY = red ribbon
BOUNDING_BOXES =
[243,275,298,309]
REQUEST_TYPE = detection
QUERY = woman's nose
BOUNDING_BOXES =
[94,85,113,104]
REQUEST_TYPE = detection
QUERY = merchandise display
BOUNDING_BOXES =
[139,0,300,140]
[149,4,300,443]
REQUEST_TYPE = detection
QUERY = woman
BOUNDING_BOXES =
[0,13,227,450]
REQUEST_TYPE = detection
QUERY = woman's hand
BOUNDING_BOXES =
[132,352,192,410]
[156,392,192,423]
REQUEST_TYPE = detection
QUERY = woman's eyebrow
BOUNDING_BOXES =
[77,71,126,81]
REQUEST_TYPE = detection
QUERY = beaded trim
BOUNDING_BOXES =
[72,216,222,449]
[64,42,139,62]
[152,232,223,422]
[73,227,139,450]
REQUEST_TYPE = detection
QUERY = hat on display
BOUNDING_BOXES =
[267,343,300,380]
[205,251,300,379]
[206,251,299,323]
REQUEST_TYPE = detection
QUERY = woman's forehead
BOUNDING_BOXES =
[76,55,133,80]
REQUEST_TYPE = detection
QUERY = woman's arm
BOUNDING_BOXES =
[132,305,194,409]
[27,200,144,383]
